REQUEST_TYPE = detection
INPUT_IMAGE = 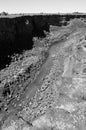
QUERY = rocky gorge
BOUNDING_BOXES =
[0,13,86,130]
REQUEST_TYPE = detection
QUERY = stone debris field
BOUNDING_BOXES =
[0,17,86,130]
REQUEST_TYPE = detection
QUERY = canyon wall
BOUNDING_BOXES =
[0,14,86,70]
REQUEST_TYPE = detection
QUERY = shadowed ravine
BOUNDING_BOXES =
[0,14,86,70]
[1,14,86,130]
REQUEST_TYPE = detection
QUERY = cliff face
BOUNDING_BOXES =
[0,14,86,70]
[1,16,86,130]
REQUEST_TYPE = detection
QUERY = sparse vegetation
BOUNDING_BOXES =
[0,12,8,16]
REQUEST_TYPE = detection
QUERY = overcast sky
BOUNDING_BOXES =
[0,0,86,14]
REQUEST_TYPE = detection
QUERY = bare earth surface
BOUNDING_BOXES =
[1,19,86,130]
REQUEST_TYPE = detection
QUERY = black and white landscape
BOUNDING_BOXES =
[0,12,86,130]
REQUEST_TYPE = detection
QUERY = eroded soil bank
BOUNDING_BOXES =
[0,14,86,70]
[1,14,86,130]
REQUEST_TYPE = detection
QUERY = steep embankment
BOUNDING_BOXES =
[2,19,86,130]
[0,14,86,70]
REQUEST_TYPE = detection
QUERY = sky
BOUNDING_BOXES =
[0,0,86,14]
